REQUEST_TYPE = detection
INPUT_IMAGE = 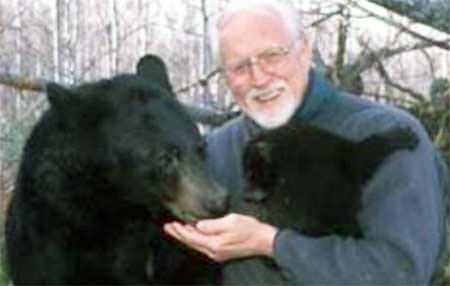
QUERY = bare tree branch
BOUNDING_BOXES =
[375,57,426,102]
[354,39,436,73]
[350,1,450,50]
[366,0,450,34]
[183,103,239,126]
[308,8,343,27]
[175,68,221,94]
[363,91,419,104]
[334,16,348,78]
[0,73,45,92]
[0,71,234,127]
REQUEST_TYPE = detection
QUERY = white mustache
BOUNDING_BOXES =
[246,82,287,100]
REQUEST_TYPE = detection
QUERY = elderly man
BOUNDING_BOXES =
[164,0,449,284]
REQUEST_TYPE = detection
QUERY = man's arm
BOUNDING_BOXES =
[272,140,446,284]
[264,105,448,284]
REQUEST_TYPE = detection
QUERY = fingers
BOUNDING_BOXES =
[163,222,183,241]
[164,222,239,261]
[196,213,247,234]
[165,213,245,237]
[164,222,217,259]
[195,215,232,234]
[165,223,210,246]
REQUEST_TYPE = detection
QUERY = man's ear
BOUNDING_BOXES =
[136,54,174,94]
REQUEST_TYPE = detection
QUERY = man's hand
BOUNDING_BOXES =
[163,213,278,262]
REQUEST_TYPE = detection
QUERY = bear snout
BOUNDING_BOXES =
[202,189,230,217]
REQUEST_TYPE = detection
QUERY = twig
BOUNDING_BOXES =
[175,68,221,94]
[0,73,45,92]
[375,58,426,102]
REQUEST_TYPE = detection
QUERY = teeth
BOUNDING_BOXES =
[256,91,279,101]
[251,86,284,102]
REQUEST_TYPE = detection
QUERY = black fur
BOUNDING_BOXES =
[243,121,418,237]
[5,55,226,285]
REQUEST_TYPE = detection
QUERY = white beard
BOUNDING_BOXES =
[243,81,302,129]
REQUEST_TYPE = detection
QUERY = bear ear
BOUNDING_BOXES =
[136,54,174,95]
[46,82,77,111]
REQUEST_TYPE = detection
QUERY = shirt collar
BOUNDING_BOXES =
[243,69,338,135]
[292,69,338,122]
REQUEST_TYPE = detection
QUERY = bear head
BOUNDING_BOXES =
[44,54,228,222]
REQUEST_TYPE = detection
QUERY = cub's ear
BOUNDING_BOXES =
[46,82,77,111]
[136,54,174,94]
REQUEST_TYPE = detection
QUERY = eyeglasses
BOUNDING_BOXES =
[222,42,296,80]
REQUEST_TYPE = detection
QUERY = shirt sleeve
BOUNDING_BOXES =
[272,109,449,285]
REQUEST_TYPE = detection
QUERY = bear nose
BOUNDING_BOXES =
[204,192,230,217]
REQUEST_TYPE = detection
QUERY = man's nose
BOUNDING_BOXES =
[248,60,271,88]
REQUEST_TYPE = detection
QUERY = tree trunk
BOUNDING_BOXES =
[52,0,62,81]
[107,0,119,75]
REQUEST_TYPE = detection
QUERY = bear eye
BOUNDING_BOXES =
[159,146,182,166]
[155,146,182,181]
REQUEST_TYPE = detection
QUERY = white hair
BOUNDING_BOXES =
[209,0,304,63]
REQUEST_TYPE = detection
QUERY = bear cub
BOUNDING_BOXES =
[243,120,418,238]
[5,55,228,285]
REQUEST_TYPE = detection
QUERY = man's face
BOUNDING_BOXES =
[219,11,311,129]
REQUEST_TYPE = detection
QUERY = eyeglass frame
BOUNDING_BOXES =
[220,41,299,80]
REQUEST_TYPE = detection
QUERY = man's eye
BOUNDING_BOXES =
[260,50,284,64]
[231,61,248,75]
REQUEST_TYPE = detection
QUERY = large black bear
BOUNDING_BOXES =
[5,54,228,285]
[242,120,418,238]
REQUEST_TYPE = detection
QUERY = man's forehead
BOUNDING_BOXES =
[218,8,283,34]
[219,13,291,61]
